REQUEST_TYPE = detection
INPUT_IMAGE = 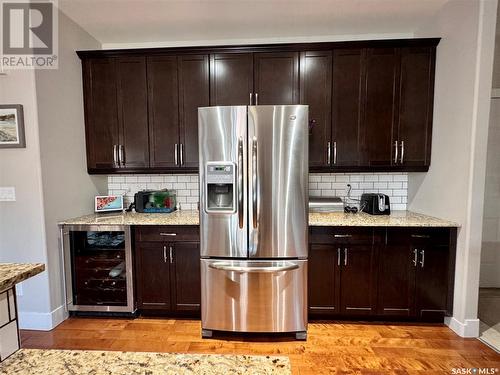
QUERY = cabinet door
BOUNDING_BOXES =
[147,56,180,169]
[178,55,209,169]
[254,52,299,105]
[300,51,332,168]
[210,53,253,106]
[116,57,150,169]
[339,244,377,315]
[135,243,171,310]
[397,47,435,168]
[308,244,339,315]
[377,229,416,317]
[83,58,119,171]
[362,48,399,167]
[172,242,201,312]
[332,49,364,167]
[415,244,449,320]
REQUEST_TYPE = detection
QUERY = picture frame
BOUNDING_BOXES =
[94,195,124,213]
[0,104,25,148]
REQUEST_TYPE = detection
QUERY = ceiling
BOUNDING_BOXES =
[59,0,451,48]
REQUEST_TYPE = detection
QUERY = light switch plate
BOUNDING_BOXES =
[0,187,16,201]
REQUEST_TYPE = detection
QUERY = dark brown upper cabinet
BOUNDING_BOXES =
[300,51,332,168]
[332,49,364,168]
[147,56,180,169]
[362,47,399,168]
[396,47,435,168]
[178,55,210,169]
[210,53,254,106]
[83,58,120,171]
[254,52,299,105]
[78,38,438,174]
[116,57,150,169]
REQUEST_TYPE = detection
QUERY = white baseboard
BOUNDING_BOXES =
[18,305,69,331]
[445,316,480,337]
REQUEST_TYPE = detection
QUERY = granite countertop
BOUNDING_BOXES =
[60,210,458,227]
[309,210,459,227]
[0,263,45,293]
[0,349,291,374]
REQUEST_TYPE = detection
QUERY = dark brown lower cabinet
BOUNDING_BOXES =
[135,226,200,314]
[171,242,201,312]
[135,243,172,310]
[309,226,456,321]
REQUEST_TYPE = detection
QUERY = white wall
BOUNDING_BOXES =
[409,0,497,337]
[33,10,105,327]
[0,69,52,320]
[0,10,105,330]
[481,97,500,287]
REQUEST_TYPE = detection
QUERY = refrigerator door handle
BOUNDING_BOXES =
[252,137,258,229]
[208,261,299,273]
[238,137,244,229]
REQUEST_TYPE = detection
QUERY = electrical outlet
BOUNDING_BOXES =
[0,187,15,201]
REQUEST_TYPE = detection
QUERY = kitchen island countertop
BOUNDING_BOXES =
[60,210,458,228]
[0,263,45,293]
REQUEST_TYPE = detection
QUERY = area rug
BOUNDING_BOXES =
[0,349,291,374]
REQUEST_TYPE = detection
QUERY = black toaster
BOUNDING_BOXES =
[360,193,391,215]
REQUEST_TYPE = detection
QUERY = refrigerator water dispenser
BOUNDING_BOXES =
[205,162,236,213]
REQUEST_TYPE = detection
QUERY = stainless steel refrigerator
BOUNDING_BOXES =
[198,105,309,340]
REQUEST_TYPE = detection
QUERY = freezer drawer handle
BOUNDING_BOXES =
[160,233,177,236]
[208,262,299,273]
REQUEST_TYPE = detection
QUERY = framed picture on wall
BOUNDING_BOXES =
[0,104,25,148]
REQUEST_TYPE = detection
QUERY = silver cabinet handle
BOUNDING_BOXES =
[337,248,341,266]
[419,249,425,268]
[327,142,331,165]
[163,245,167,263]
[333,141,337,165]
[119,145,125,166]
[344,248,348,266]
[180,143,184,166]
[113,145,118,167]
[238,137,244,229]
[160,232,177,236]
[394,140,398,164]
[209,262,299,273]
[334,234,352,238]
[174,143,178,166]
[255,93,258,105]
[169,246,174,264]
[400,140,404,164]
[249,93,253,105]
[252,137,258,229]
[413,249,418,267]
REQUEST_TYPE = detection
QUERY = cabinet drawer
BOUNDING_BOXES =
[310,227,375,245]
[136,226,199,242]
[386,228,450,246]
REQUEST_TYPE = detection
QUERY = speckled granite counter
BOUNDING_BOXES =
[309,211,459,227]
[59,210,200,226]
[60,210,458,228]
[0,263,45,293]
[0,349,291,374]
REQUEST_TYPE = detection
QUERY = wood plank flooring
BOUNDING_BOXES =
[20,318,500,374]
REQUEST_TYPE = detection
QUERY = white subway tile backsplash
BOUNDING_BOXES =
[108,172,408,211]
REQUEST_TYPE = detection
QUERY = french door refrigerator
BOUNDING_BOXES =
[198,105,309,340]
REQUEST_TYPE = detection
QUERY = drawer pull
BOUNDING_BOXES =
[334,234,352,238]
[159,233,177,236]
[411,234,430,239]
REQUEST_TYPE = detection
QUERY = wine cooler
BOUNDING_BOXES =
[61,225,135,313]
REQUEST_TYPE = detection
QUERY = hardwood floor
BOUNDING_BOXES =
[21,318,500,374]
